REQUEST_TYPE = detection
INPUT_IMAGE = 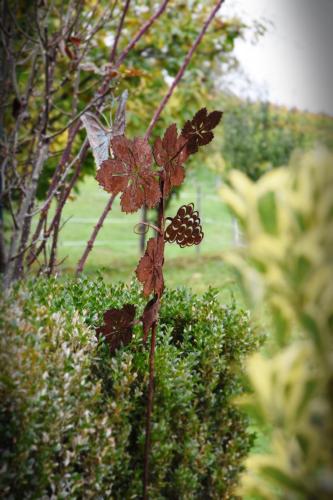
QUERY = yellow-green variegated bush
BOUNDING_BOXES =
[0,277,260,498]
[220,148,333,499]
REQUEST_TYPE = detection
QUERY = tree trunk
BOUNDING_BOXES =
[4,141,48,287]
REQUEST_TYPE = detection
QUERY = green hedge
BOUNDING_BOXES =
[0,276,261,498]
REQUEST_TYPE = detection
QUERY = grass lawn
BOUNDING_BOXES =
[56,167,242,302]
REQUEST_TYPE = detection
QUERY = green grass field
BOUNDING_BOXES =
[57,167,242,302]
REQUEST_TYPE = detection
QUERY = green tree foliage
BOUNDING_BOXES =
[221,148,333,498]
[121,3,243,136]
[0,276,261,498]
[3,0,247,200]
[1,0,257,282]
[221,99,312,179]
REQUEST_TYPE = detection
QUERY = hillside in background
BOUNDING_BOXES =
[220,93,333,179]
[222,93,333,147]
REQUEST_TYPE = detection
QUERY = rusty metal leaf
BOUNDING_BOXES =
[136,237,164,297]
[96,304,136,353]
[96,136,161,213]
[164,203,204,247]
[142,296,160,343]
[153,123,188,197]
[181,108,223,154]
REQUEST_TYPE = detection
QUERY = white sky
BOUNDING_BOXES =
[222,0,333,115]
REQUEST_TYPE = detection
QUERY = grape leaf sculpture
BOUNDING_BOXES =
[153,123,188,197]
[182,107,223,154]
[92,104,222,498]
[96,303,136,353]
[136,237,165,297]
[96,136,161,213]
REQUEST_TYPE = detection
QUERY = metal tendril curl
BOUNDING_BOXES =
[134,221,162,235]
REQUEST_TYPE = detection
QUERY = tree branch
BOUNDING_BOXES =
[109,0,131,63]
[27,140,89,267]
[45,86,112,140]
[114,0,170,69]
[4,140,49,287]
[145,0,225,139]
[75,193,116,274]
[26,124,82,265]
[75,0,171,273]
[47,204,61,276]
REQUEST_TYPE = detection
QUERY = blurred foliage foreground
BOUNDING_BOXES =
[221,148,333,499]
[0,277,261,498]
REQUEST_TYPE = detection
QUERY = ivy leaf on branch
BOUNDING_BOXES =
[181,108,223,154]
[136,237,164,297]
[96,136,161,213]
[96,304,136,353]
[153,124,188,197]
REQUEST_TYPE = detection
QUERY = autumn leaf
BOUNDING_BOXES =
[124,67,146,78]
[181,108,223,154]
[95,304,136,353]
[68,36,82,47]
[96,135,161,213]
[64,44,75,60]
[153,123,188,197]
[164,203,204,247]
[136,237,164,297]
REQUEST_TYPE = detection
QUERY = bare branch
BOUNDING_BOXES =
[109,0,131,63]
[5,2,38,44]
[4,140,49,286]
[47,206,61,276]
[114,0,170,69]
[31,136,88,219]
[27,123,80,263]
[42,26,50,135]
[53,1,118,95]
[27,140,89,268]
[145,0,225,138]
[76,193,116,274]
[45,86,112,140]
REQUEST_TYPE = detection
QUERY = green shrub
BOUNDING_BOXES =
[221,148,333,498]
[0,276,260,498]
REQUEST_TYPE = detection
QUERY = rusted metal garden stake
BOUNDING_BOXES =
[143,321,157,499]
[93,105,223,497]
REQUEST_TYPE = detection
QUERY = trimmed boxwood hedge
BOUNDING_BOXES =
[0,276,261,499]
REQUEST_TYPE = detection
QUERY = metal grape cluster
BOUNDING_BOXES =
[164,203,204,247]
